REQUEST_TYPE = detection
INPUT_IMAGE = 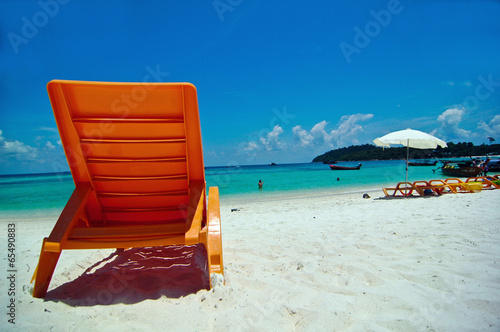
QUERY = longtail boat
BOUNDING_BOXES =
[329,163,362,170]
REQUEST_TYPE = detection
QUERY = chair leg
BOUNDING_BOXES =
[32,239,61,298]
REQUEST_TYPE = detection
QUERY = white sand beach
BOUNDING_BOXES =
[1,189,499,331]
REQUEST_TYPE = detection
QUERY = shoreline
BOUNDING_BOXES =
[0,183,388,216]
[219,184,384,206]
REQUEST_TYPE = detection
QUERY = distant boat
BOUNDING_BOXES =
[269,162,277,166]
[329,163,362,170]
[441,164,482,177]
[322,160,338,164]
[408,160,438,166]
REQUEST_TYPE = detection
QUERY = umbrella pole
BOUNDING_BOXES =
[405,140,409,196]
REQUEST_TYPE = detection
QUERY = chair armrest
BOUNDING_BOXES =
[185,180,205,245]
[45,183,93,252]
[207,186,223,275]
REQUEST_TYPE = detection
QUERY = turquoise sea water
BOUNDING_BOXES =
[0,160,453,213]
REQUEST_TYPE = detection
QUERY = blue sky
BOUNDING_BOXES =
[1,0,499,174]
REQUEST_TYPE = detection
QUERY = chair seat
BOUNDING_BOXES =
[69,223,187,240]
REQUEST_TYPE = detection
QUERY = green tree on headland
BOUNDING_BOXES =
[312,142,500,162]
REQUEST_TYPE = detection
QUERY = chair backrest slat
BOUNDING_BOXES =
[47,81,205,226]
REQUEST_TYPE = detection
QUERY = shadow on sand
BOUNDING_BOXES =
[44,244,209,306]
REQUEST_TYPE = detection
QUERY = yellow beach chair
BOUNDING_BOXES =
[465,176,500,190]
[31,80,223,298]
[444,178,467,193]
[444,178,482,193]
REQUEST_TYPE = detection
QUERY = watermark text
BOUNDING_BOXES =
[6,223,17,325]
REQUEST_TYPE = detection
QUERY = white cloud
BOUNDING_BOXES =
[237,123,286,158]
[0,129,69,173]
[0,129,38,161]
[292,125,314,147]
[437,108,463,126]
[293,114,374,148]
[330,114,374,147]
[259,125,284,151]
[478,114,500,138]
[436,108,472,138]
[237,114,373,164]
[243,141,259,152]
[310,120,331,144]
[293,121,332,147]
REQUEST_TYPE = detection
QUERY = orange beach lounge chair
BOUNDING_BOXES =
[383,180,456,197]
[413,180,457,195]
[383,182,421,197]
[31,81,223,298]
[444,178,472,193]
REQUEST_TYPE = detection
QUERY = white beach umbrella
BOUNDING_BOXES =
[373,128,448,192]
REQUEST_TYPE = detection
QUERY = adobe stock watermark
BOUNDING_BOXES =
[6,223,17,325]
[8,0,71,54]
[83,268,136,306]
[213,0,243,22]
[339,0,406,64]
[463,74,499,111]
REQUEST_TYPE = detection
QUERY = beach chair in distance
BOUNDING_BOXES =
[490,175,500,187]
[31,80,223,298]
[444,178,468,193]
[383,182,421,197]
[465,176,500,190]
[444,178,481,193]
[414,179,457,195]
[412,180,440,196]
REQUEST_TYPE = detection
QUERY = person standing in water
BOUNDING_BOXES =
[258,180,263,190]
